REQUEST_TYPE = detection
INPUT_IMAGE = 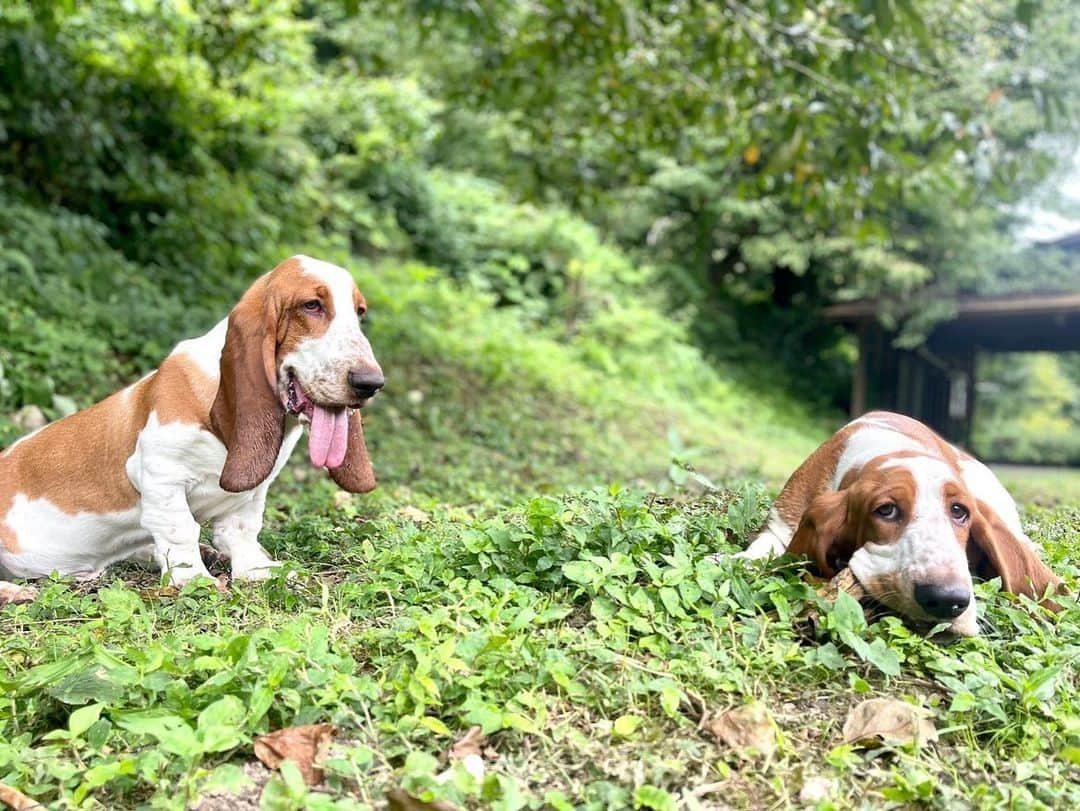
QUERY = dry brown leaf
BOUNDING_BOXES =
[841,698,938,747]
[139,585,181,601]
[707,702,779,759]
[0,583,38,606]
[437,725,486,783]
[389,727,489,810]
[0,782,43,810]
[253,723,335,786]
[397,506,431,525]
[447,725,485,760]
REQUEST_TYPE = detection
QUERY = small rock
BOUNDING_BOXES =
[11,405,47,433]
[799,776,835,804]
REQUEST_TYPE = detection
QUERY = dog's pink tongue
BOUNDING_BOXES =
[309,405,349,469]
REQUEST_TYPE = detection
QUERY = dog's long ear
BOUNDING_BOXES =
[968,499,1065,609]
[787,490,853,578]
[210,279,286,492]
[328,410,376,493]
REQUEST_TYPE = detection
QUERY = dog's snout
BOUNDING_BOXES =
[347,369,384,400]
[913,582,971,619]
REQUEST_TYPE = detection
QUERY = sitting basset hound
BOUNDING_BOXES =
[734,411,1063,636]
[0,255,383,604]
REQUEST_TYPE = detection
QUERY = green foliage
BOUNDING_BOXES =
[344,0,1079,388]
[973,353,1080,465]
[1,3,1078,806]
[0,198,207,434]
[2,488,1077,807]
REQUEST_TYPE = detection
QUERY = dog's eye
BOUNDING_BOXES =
[950,503,970,522]
[302,300,323,314]
[357,308,366,321]
[874,503,899,520]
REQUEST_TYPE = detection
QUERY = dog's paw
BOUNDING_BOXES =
[231,558,284,582]
[167,565,215,588]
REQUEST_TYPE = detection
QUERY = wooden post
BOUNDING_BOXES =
[851,320,868,417]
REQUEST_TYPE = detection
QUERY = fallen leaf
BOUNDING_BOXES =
[448,725,485,760]
[841,698,938,747]
[386,788,458,811]
[139,585,181,601]
[391,727,488,809]
[0,782,43,810]
[707,702,779,759]
[439,725,486,783]
[253,723,334,786]
[0,583,38,606]
[397,506,431,524]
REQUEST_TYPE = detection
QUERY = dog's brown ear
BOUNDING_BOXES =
[967,499,1065,609]
[787,490,853,578]
[328,410,376,493]
[211,279,286,492]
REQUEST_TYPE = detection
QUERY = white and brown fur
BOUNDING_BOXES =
[734,411,1063,636]
[0,255,382,603]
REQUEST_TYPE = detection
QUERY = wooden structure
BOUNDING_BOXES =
[826,292,1080,444]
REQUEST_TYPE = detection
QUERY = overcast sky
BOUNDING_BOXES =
[1017,145,1080,244]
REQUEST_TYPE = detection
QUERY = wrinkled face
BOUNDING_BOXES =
[844,456,979,636]
[267,256,384,414]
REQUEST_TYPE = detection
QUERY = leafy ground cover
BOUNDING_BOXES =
[2,4,1079,808]
[2,457,1077,809]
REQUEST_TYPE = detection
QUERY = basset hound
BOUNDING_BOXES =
[0,256,383,604]
[733,411,1063,636]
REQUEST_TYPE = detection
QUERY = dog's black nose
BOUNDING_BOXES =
[913,582,971,619]
[347,370,384,400]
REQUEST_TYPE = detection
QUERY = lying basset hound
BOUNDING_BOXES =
[735,411,1063,636]
[0,255,382,604]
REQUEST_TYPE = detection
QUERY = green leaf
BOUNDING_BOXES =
[613,714,642,738]
[658,586,684,617]
[562,560,599,586]
[948,691,976,713]
[861,638,902,678]
[419,716,452,736]
[69,703,103,737]
[634,784,676,811]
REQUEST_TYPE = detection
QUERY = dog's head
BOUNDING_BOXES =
[210,255,382,493]
[789,454,1061,636]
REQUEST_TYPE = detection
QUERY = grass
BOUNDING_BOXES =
[1,261,1077,811]
[1,454,1078,810]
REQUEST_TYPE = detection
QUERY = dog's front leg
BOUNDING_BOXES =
[709,508,793,563]
[213,493,281,582]
[140,485,212,585]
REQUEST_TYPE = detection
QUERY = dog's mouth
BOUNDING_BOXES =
[285,371,351,470]
[285,372,315,419]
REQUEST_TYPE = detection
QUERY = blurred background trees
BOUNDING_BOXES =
[1,0,1077,459]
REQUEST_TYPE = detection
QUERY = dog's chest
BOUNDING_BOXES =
[130,416,304,523]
